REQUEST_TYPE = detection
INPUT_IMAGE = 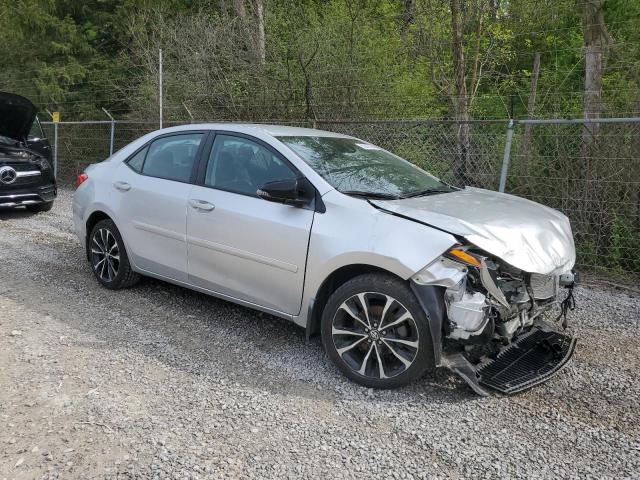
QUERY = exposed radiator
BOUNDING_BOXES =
[529,273,558,300]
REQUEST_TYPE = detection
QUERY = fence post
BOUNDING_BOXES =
[159,48,163,129]
[498,119,515,193]
[53,122,58,180]
[102,108,115,156]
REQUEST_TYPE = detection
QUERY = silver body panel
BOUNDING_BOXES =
[73,123,576,332]
[372,187,575,275]
[186,184,313,314]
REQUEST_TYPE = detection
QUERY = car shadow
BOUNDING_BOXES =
[0,206,38,220]
[5,237,479,406]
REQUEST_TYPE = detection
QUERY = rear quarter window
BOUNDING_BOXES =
[126,147,148,173]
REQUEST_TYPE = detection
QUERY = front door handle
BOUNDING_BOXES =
[113,181,131,192]
[189,199,215,212]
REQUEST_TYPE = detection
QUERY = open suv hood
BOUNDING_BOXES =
[371,187,575,275]
[0,92,37,143]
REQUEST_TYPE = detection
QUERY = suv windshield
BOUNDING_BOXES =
[277,136,452,198]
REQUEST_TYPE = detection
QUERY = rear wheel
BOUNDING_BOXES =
[26,201,53,213]
[88,219,140,289]
[321,273,434,389]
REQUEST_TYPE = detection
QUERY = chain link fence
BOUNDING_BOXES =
[42,118,640,280]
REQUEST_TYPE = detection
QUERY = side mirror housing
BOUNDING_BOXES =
[257,178,311,207]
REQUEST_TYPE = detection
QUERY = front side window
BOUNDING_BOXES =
[278,136,451,198]
[141,133,204,182]
[205,135,296,196]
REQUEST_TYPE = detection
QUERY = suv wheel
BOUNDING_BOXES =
[88,219,140,289]
[321,273,434,389]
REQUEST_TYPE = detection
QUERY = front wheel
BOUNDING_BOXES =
[321,274,435,389]
[88,219,140,289]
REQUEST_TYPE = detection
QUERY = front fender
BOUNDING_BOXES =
[296,190,457,328]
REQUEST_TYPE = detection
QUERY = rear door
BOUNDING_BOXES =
[111,131,207,281]
[186,133,314,315]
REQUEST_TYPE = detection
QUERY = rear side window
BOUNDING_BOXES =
[141,133,204,182]
[126,146,147,173]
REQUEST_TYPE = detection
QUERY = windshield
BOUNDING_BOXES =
[277,136,451,198]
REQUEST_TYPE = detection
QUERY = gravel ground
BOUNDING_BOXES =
[1,190,639,480]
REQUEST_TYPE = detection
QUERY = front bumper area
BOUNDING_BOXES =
[477,326,576,394]
[441,323,575,396]
[0,183,57,208]
[412,248,578,395]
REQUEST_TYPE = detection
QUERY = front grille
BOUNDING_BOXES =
[477,328,575,394]
[4,162,39,172]
[0,162,43,189]
[529,273,558,299]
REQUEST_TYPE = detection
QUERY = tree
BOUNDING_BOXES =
[234,0,266,65]
[581,0,612,150]
[449,0,471,183]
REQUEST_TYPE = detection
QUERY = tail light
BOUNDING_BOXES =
[75,172,88,188]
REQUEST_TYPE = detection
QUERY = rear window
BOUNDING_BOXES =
[126,147,147,173]
[125,133,204,182]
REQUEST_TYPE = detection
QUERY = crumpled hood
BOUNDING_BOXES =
[371,187,576,275]
[0,92,37,142]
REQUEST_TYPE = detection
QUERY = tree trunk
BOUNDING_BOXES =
[298,42,319,121]
[400,0,415,41]
[254,0,266,65]
[450,0,471,185]
[582,0,609,153]
[580,0,611,249]
[234,0,265,65]
[522,52,541,176]
[234,0,246,21]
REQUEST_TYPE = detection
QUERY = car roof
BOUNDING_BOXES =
[158,123,353,138]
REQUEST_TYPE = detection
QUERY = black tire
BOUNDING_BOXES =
[88,219,140,289]
[26,201,54,213]
[321,273,435,389]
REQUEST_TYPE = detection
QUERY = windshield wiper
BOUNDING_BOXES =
[402,187,454,198]
[340,190,401,200]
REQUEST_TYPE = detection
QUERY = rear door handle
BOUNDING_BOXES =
[113,181,131,192]
[189,199,215,212]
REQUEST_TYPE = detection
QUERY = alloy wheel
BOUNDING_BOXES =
[331,292,420,379]
[91,228,120,282]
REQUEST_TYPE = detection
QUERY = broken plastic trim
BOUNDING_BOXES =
[477,327,576,394]
[479,258,510,308]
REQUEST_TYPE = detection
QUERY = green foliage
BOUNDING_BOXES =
[575,217,640,276]
[0,0,639,278]
[608,216,640,274]
[1,0,638,121]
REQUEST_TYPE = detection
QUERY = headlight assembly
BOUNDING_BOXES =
[444,246,481,267]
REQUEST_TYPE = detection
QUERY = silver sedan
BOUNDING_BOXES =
[73,124,577,395]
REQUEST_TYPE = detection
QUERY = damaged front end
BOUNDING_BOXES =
[412,246,577,396]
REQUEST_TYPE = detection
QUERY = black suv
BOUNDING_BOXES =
[0,92,56,212]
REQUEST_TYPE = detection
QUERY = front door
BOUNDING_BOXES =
[187,133,314,315]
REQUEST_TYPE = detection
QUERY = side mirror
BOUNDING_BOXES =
[257,178,309,206]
